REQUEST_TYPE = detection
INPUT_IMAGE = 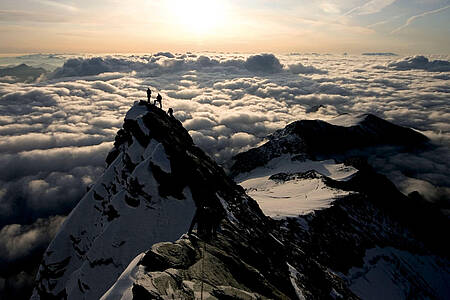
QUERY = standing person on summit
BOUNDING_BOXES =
[154,93,162,109]
[146,88,151,103]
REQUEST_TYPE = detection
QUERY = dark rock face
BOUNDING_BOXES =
[131,218,358,299]
[231,114,429,176]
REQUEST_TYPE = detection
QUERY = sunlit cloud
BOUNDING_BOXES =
[344,0,398,16]
[320,2,341,14]
[32,0,78,12]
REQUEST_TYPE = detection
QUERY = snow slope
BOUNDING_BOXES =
[31,102,198,299]
[237,154,357,218]
[344,247,450,300]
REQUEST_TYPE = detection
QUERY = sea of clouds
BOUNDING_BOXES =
[0,52,449,297]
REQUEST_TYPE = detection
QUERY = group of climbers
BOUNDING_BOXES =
[146,88,162,108]
[146,88,174,118]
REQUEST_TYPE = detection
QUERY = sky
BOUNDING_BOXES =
[1,0,450,54]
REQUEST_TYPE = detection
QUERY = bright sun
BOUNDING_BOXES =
[170,0,227,35]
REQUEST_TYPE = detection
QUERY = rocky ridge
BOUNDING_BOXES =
[32,103,449,299]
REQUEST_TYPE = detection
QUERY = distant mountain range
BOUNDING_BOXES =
[362,52,398,56]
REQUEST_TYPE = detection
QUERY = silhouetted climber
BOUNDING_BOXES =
[188,205,222,240]
[146,88,151,103]
[154,93,162,109]
[167,107,174,118]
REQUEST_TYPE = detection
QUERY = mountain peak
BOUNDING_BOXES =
[106,101,192,166]
[32,101,267,299]
[231,113,429,176]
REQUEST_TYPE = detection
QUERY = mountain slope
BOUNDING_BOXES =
[32,105,448,299]
[231,113,429,176]
[231,116,450,299]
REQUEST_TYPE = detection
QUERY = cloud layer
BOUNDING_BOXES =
[387,55,450,72]
[0,52,449,297]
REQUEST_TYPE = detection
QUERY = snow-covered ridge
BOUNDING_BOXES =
[31,101,199,299]
[32,101,264,299]
[231,113,429,176]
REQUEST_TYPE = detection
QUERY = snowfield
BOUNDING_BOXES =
[236,154,358,218]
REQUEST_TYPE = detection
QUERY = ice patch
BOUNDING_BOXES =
[100,252,145,300]
[242,175,349,218]
[236,155,356,218]
[137,118,150,136]
[143,139,159,159]
[150,143,171,173]
[235,154,357,183]
[125,102,148,121]
[127,137,145,165]
[216,194,239,224]
[287,263,306,300]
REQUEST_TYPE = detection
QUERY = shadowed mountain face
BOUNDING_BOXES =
[32,103,448,299]
[229,115,449,299]
[230,113,429,177]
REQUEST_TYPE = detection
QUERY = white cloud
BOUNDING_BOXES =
[288,62,328,74]
[33,0,78,12]
[345,0,398,16]
[0,52,449,297]
[320,2,341,14]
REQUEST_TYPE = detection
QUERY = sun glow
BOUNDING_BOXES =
[170,0,228,35]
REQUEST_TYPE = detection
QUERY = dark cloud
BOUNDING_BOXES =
[0,165,104,227]
[244,54,283,74]
[0,216,65,300]
[388,56,450,72]
[0,216,65,263]
[0,143,110,182]
[153,52,175,58]
[0,64,46,83]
